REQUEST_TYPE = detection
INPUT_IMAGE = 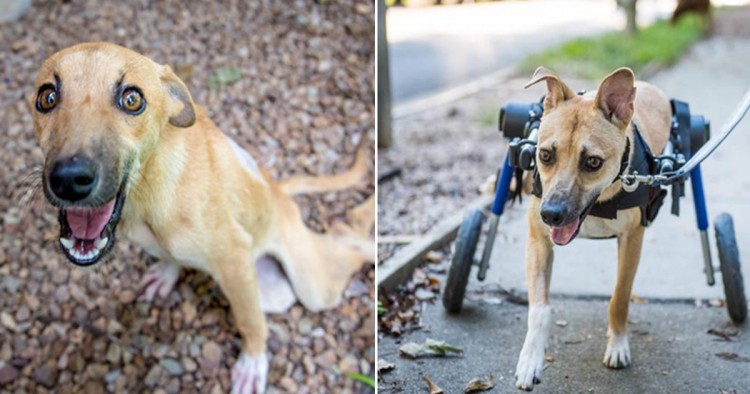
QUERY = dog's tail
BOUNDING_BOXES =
[277,135,370,196]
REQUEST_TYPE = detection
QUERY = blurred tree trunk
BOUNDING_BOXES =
[378,0,393,148]
[619,0,638,35]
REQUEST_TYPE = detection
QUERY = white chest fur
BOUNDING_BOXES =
[577,207,641,239]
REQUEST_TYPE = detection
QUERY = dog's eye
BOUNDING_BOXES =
[585,156,603,171]
[119,88,145,114]
[538,149,553,165]
[36,86,57,113]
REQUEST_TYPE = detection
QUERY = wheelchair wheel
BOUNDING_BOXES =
[443,209,484,313]
[714,213,748,323]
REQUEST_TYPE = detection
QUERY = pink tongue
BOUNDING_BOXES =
[66,199,116,240]
[550,217,580,246]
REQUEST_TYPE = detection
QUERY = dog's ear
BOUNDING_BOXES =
[595,67,636,128]
[524,66,575,111]
[160,66,196,128]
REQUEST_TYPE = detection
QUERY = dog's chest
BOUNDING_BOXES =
[122,220,210,271]
[577,207,640,239]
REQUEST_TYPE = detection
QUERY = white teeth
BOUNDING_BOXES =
[60,238,74,249]
[62,236,109,262]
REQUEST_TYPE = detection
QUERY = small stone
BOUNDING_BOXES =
[83,381,104,394]
[160,358,184,376]
[181,302,197,324]
[24,293,40,310]
[106,344,121,364]
[32,362,58,388]
[555,320,568,327]
[0,364,20,384]
[119,290,135,304]
[297,318,312,335]
[1,312,17,332]
[144,364,162,387]
[182,357,197,373]
[202,341,222,363]
[339,355,358,373]
[105,369,121,384]
[54,286,70,303]
[279,376,298,392]
[15,306,30,322]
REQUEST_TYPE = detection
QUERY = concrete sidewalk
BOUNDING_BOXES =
[379,299,750,393]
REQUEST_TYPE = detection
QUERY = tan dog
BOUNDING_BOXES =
[514,67,671,390]
[30,42,374,393]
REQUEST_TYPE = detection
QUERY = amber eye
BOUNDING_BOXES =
[585,156,603,171]
[119,87,145,114]
[538,149,553,165]
[36,86,58,113]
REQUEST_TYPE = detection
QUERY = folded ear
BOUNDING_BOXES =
[524,66,576,111]
[161,65,196,128]
[595,67,636,128]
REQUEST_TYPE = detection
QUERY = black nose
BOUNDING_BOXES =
[540,202,569,226]
[49,156,98,202]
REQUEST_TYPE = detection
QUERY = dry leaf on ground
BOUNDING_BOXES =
[464,374,495,393]
[400,338,463,359]
[422,375,444,394]
[377,359,395,373]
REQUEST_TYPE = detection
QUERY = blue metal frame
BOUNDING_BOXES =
[690,164,708,231]
[491,155,515,216]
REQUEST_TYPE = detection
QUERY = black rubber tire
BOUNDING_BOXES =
[714,213,748,323]
[442,210,484,313]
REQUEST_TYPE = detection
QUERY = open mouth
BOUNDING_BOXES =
[58,189,126,266]
[548,197,598,246]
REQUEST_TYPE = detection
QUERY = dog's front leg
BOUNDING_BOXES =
[603,224,644,369]
[515,201,554,391]
[213,248,269,394]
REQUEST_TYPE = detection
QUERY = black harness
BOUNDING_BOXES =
[531,124,667,227]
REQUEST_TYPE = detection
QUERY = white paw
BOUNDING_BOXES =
[139,261,180,301]
[603,333,630,369]
[231,352,268,394]
[515,342,546,391]
[515,304,551,391]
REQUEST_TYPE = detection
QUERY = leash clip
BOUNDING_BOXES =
[621,172,669,192]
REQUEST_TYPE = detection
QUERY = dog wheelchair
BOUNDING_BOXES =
[442,96,748,324]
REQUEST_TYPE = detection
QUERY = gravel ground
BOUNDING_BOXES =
[0,1,374,393]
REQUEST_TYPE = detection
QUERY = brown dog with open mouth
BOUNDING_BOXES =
[514,67,671,390]
[30,42,374,393]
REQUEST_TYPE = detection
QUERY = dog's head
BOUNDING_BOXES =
[526,67,636,245]
[30,42,196,266]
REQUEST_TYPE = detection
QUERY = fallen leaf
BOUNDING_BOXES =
[422,375,444,394]
[707,328,738,342]
[399,339,463,359]
[424,250,443,263]
[555,320,568,327]
[545,355,554,362]
[464,374,495,393]
[377,359,394,373]
[208,67,242,90]
[716,352,750,362]
[415,288,436,301]
[630,294,648,304]
[709,299,725,308]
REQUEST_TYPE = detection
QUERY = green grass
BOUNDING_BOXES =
[346,371,376,388]
[520,15,704,80]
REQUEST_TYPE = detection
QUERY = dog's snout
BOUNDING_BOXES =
[49,155,99,202]
[540,202,569,226]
